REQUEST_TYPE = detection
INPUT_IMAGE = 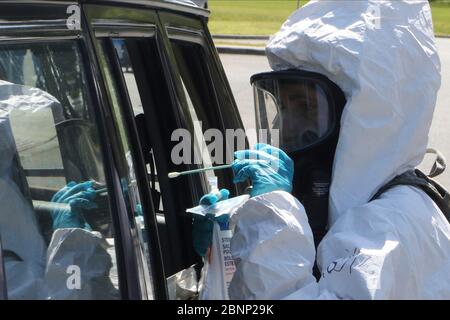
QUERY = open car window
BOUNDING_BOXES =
[96,34,200,292]
[165,36,244,204]
[0,40,121,299]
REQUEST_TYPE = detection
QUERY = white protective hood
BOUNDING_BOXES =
[265,0,441,225]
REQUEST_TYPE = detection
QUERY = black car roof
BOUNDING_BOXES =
[0,0,210,18]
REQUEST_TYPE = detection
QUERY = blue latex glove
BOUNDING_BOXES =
[50,181,98,231]
[192,188,230,257]
[135,203,143,217]
[199,189,230,206]
[232,143,294,197]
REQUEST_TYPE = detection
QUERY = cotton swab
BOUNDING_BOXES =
[168,164,232,179]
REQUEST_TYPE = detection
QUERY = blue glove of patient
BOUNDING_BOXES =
[192,188,230,257]
[51,181,98,231]
[232,143,294,197]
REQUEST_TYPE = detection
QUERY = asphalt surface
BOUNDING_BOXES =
[220,38,450,188]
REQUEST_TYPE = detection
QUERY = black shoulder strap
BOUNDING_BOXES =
[371,169,450,222]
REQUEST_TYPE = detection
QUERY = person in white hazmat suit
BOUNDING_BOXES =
[197,0,450,299]
[0,81,117,299]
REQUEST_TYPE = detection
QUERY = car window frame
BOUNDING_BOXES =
[100,36,191,278]
[90,22,203,289]
[84,4,170,299]
[86,4,222,283]
[85,3,221,298]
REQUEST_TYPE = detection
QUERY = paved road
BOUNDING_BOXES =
[220,38,450,188]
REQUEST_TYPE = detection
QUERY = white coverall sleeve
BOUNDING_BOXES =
[5,229,118,300]
[229,191,318,300]
[43,228,119,300]
[229,189,450,300]
[0,179,117,299]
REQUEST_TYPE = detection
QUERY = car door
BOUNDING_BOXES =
[84,2,209,300]
[0,0,249,300]
[0,1,161,300]
[84,2,248,299]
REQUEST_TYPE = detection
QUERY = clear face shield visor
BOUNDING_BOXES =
[251,70,344,154]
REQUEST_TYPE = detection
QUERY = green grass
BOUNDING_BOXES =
[432,3,450,35]
[208,0,299,36]
[208,0,450,36]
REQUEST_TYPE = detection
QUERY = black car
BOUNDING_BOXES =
[0,0,245,300]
